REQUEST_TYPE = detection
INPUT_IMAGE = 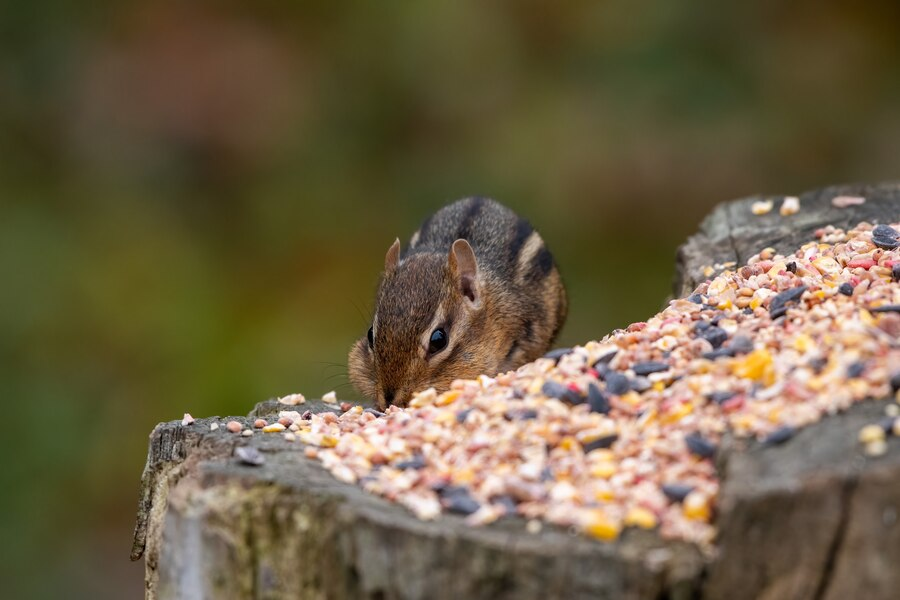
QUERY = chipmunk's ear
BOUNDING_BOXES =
[384,238,401,274]
[449,239,479,307]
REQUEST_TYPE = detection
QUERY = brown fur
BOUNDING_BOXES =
[349,198,567,408]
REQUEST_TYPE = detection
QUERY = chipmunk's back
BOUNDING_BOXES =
[406,198,555,286]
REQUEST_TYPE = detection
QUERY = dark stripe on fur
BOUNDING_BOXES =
[508,217,534,263]
[455,197,485,241]
[529,246,554,282]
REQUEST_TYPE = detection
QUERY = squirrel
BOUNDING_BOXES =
[348,197,568,409]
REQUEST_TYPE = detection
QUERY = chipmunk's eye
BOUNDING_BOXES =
[428,328,448,354]
[367,326,374,348]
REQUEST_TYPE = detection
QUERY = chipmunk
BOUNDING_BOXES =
[348,197,568,409]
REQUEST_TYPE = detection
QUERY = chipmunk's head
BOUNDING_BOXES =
[348,238,492,408]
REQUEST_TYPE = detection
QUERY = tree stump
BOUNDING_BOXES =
[133,183,900,600]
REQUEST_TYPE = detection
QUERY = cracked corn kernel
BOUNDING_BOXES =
[584,512,621,541]
[732,349,773,382]
[624,507,658,529]
[683,492,711,521]
[263,423,286,433]
[436,390,461,406]
[780,196,800,216]
[751,200,774,215]
[590,462,616,479]
[858,424,886,444]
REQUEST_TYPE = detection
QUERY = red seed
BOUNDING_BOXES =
[278,417,293,427]
[848,258,875,269]
[226,420,242,433]
[253,418,267,429]
[340,402,352,413]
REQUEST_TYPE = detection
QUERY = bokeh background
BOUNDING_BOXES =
[2,1,899,597]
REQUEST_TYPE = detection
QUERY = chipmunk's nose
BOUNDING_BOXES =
[383,389,395,406]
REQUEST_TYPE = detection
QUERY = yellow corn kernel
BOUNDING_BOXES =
[320,435,339,448]
[858,424,886,444]
[732,348,773,381]
[793,334,814,353]
[683,492,711,521]
[262,423,286,433]
[749,296,762,310]
[653,381,666,392]
[434,411,457,425]
[559,436,578,451]
[436,390,461,406]
[624,507,658,529]
[860,309,876,327]
[662,402,693,425]
[452,467,475,485]
[595,488,615,502]
[590,462,617,479]
[584,512,621,541]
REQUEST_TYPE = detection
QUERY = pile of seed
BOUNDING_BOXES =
[259,221,900,549]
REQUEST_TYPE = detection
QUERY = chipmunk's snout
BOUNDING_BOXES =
[383,389,395,406]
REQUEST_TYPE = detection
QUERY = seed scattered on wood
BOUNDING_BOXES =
[340,402,352,413]
[685,433,717,458]
[846,362,867,379]
[707,391,736,405]
[235,446,264,466]
[769,285,807,319]
[832,195,865,207]
[210,422,219,431]
[873,224,899,239]
[263,423,286,433]
[241,429,253,437]
[396,454,427,470]
[780,196,800,216]
[700,326,728,349]
[587,384,610,414]
[751,200,773,215]
[583,434,618,453]
[226,420,242,433]
[278,417,293,427]
[181,413,194,426]
[604,372,631,396]
[441,486,481,515]
[322,391,338,404]
[871,304,900,314]
[763,425,796,445]
[632,361,670,376]
[872,236,900,250]
[504,408,539,420]
[661,483,695,502]
[277,393,306,406]
[838,282,854,296]
[254,419,267,429]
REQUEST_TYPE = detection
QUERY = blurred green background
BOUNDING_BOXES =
[2,1,898,597]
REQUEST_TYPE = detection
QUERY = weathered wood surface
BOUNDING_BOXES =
[134,183,900,600]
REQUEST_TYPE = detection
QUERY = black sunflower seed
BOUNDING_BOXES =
[685,433,717,458]
[632,361,670,376]
[396,454,427,470]
[763,425,796,445]
[605,372,631,396]
[871,304,900,314]
[873,224,899,239]
[838,282,854,296]
[769,285,808,319]
[440,486,481,515]
[583,434,618,453]
[891,372,900,393]
[786,261,797,273]
[872,235,900,250]
[661,483,694,502]
[729,335,754,355]
[587,384,610,414]
[700,326,729,349]
[707,391,736,405]
[846,361,866,379]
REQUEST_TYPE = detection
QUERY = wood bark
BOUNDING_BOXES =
[134,183,900,599]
